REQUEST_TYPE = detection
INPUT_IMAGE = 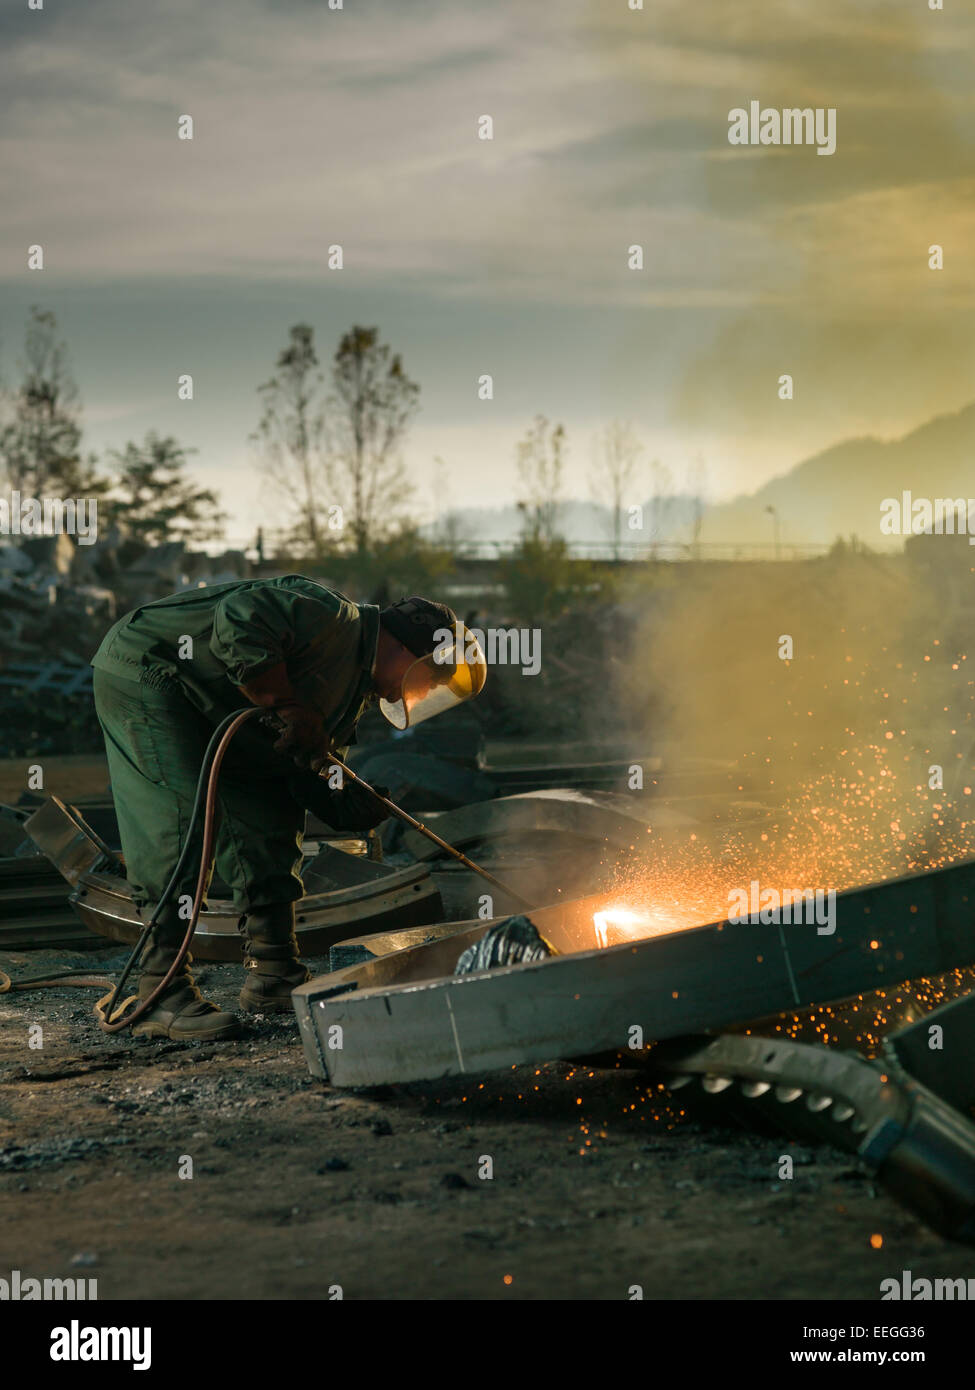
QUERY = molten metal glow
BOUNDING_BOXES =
[592,907,648,948]
[584,739,975,1053]
[595,741,975,949]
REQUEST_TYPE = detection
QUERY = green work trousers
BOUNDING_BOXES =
[92,667,305,936]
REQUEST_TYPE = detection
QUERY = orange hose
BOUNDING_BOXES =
[96,708,256,1032]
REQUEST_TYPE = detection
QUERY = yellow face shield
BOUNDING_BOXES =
[379,624,487,730]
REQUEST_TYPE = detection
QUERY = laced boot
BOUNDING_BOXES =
[132,916,240,1041]
[238,902,310,1014]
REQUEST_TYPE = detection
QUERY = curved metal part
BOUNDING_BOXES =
[399,791,696,862]
[24,795,122,885]
[873,1082,975,1243]
[69,864,442,962]
[26,795,443,961]
[884,989,975,1114]
[641,1033,975,1244]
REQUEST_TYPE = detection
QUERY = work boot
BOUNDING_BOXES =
[238,902,310,1014]
[131,924,240,1042]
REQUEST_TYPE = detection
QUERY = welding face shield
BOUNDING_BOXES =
[379,623,487,731]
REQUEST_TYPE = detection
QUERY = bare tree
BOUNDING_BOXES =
[648,457,673,556]
[590,420,644,559]
[325,326,419,554]
[515,415,565,544]
[251,324,328,554]
[686,454,708,559]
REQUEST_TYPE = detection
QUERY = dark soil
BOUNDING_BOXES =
[1,945,970,1301]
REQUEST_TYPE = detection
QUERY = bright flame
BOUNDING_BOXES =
[593,907,651,949]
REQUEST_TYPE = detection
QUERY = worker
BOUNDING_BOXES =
[90,578,486,1042]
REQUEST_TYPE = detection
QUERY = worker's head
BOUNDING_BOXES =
[375,596,487,729]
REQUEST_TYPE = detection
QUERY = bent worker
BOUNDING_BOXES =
[90,578,486,1042]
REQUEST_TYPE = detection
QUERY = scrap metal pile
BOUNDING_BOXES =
[0,533,253,758]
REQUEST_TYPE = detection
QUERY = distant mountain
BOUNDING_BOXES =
[698,402,975,548]
[424,403,975,551]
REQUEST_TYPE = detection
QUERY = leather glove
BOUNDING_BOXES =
[289,773,391,830]
[338,780,391,829]
[270,706,326,765]
[237,661,325,768]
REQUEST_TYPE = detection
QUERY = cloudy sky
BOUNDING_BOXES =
[3,0,973,544]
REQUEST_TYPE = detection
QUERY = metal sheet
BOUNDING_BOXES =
[68,869,443,961]
[294,859,975,1086]
[399,790,694,861]
[886,990,975,1114]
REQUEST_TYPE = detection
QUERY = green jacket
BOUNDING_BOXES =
[91,576,380,756]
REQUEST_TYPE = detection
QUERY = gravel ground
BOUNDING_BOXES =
[2,945,972,1301]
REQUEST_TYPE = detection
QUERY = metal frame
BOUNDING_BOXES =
[295,859,975,1086]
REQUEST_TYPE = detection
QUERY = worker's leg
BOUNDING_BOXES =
[92,667,238,1041]
[211,768,311,1013]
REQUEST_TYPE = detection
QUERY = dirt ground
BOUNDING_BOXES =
[3,753,973,1301]
[1,942,972,1302]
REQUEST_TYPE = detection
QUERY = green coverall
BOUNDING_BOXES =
[90,575,380,916]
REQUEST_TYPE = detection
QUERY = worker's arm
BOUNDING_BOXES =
[234,660,325,762]
[288,769,391,829]
[210,581,354,763]
[210,579,352,687]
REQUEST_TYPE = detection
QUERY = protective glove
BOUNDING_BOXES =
[288,772,392,829]
[270,706,327,765]
[334,780,391,830]
[237,661,325,768]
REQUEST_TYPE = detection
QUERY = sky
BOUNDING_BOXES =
[3,0,974,546]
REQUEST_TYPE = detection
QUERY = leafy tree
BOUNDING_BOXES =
[0,307,105,495]
[500,535,598,623]
[327,524,454,603]
[106,432,225,544]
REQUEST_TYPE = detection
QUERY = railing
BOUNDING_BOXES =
[448,539,833,563]
[211,534,834,564]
